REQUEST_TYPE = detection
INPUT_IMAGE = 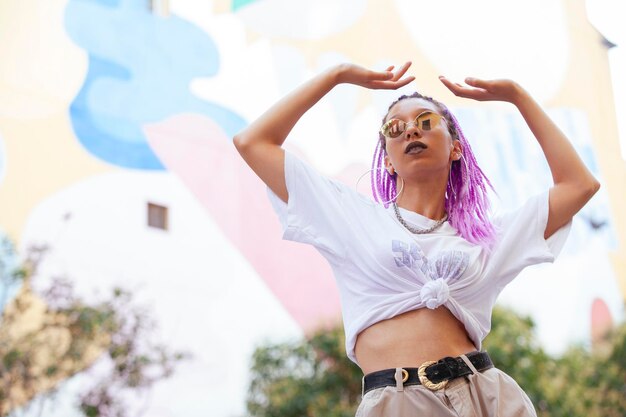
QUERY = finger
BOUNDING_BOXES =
[465,77,490,89]
[385,65,395,71]
[439,76,488,99]
[439,76,473,95]
[369,70,395,80]
[439,76,463,93]
[371,75,415,90]
[393,75,415,89]
[391,61,412,81]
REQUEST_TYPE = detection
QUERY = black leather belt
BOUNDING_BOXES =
[362,351,493,394]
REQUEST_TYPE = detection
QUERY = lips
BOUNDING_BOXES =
[405,141,427,154]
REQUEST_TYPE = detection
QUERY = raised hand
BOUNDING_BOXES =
[234,60,416,204]
[439,76,523,104]
[337,62,415,90]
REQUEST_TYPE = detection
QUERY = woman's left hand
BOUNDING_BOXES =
[438,76,523,104]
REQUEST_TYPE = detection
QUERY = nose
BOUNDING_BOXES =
[404,122,422,138]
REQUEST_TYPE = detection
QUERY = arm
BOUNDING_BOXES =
[233,62,415,203]
[439,76,601,239]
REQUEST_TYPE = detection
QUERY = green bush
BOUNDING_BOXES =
[247,306,626,417]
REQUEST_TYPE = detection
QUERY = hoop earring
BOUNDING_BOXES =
[355,168,405,204]
[448,166,457,198]
[448,153,467,199]
[459,153,468,172]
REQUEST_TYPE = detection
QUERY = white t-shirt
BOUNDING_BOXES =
[266,150,572,365]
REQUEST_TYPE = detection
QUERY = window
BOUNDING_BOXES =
[147,202,168,230]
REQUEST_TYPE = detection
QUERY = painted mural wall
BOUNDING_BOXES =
[0,0,624,416]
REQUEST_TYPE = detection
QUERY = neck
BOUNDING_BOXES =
[395,172,448,221]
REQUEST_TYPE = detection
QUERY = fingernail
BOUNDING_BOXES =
[438,75,445,79]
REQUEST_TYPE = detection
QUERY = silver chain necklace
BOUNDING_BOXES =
[392,202,448,234]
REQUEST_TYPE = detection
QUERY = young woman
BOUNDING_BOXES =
[233,61,600,416]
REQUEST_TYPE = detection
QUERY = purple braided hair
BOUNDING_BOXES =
[372,92,497,250]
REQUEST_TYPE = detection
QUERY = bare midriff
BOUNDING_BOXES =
[354,306,478,375]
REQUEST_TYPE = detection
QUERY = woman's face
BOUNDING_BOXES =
[382,98,459,179]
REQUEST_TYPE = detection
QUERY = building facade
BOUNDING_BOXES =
[0,0,624,415]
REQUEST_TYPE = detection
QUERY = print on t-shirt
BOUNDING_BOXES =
[392,239,469,283]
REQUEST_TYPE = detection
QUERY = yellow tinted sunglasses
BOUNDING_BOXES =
[380,111,443,139]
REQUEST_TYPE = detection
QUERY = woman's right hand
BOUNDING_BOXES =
[336,61,415,90]
[235,61,414,204]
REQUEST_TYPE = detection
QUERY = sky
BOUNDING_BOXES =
[586,0,626,159]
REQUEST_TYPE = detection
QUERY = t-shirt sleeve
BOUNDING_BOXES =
[485,189,572,289]
[266,150,357,259]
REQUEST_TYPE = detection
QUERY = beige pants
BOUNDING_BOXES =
[356,354,537,417]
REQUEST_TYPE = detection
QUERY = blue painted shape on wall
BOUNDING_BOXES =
[65,0,246,169]
[94,0,122,8]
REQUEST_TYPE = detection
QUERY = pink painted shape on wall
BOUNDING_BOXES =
[143,114,347,332]
[591,297,613,343]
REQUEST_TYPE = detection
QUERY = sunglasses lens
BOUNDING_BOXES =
[381,113,441,137]
[382,119,406,138]
[417,112,441,131]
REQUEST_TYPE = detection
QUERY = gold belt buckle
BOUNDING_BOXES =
[418,360,449,391]
[401,368,409,382]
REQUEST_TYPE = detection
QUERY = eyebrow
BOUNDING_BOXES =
[386,108,434,122]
